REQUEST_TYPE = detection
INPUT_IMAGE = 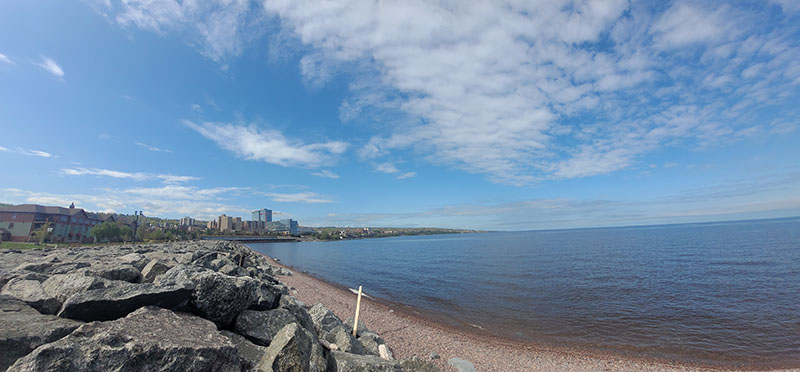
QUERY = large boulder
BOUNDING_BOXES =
[189,272,259,328]
[249,282,282,311]
[358,332,386,356]
[328,352,441,372]
[309,303,344,334]
[220,330,268,371]
[256,323,325,372]
[88,264,141,283]
[0,296,82,371]
[235,309,300,346]
[1,274,61,314]
[7,306,244,372]
[327,351,399,372]
[323,325,365,354]
[344,317,370,338]
[57,282,192,322]
[41,271,108,304]
[140,260,173,283]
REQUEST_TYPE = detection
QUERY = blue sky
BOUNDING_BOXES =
[1,0,799,230]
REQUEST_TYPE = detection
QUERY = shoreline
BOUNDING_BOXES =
[255,251,799,372]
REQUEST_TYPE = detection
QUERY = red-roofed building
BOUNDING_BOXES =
[0,203,109,243]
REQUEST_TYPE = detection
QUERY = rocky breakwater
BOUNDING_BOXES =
[0,241,439,372]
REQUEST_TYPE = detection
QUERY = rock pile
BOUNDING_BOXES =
[0,241,439,372]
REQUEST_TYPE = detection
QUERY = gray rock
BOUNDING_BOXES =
[116,253,148,270]
[429,352,440,360]
[327,351,399,372]
[7,306,244,372]
[279,295,315,333]
[1,275,61,314]
[309,303,344,334]
[88,264,141,283]
[190,272,259,328]
[249,282,282,311]
[153,264,209,288]
[220,330,268,371]
[358,332,385,356]
[140,259,173,283]
[447,358,477,372]
[399,357,440,372]
[323,325,365,354]
[41,271,108,304]
[235,309,299,346]
[256,322,324,372]
[0,295,82,371]
[57,282,192,322]
[345,316,370,338]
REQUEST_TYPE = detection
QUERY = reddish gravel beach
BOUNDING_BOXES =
[261,254,799,372]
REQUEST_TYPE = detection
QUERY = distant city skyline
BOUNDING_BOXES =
[1,1,799,230]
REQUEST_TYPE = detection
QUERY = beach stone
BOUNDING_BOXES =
[309,303,344,334]
[1,274,61,314]
[447,358,477,372]
[235,308,300,346]
[140,259,173,283]
[117,253,148,270]
[380,344,393,360]
[0,295,82,371]
[7,306,244,372]
[256,322,324,372]
[221,330,268,371]
[323,325,365,354]
[429,352,440,360]
[190,271,259,328]
[57,282,192,322]
[345,316,370,337]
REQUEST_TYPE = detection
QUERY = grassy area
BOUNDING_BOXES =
[0,242,57,250]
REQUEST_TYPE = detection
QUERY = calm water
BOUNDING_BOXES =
[248,218,800,367]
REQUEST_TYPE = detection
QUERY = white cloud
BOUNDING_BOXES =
[36,57,64,78]
[135,141,173,153]
[61,167,198,183]
[651,3,726,48]
[310,170,339,179]
[102,1,800,185]
[116,0,267,62]
[10,148,56,158]
[0,146,9,152]
[0,53,12,64]
[263,192,334,204]
[183,120,347,167]
[396,172,415,180]
[375,162,398,174]
[191,104,204,112]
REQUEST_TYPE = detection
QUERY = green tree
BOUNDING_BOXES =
[90,222,129,242]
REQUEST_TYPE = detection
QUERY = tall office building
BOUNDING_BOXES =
[251,208,273,223]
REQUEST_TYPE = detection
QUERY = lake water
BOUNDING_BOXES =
[248,217,800,367]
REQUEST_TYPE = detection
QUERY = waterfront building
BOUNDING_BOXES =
[0,203,107,243]
[280,219,299,236]
[251,208,273,223]
[206,220,218,230]
[233,217,243,231]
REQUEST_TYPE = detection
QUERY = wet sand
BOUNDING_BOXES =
[260,254,799,372]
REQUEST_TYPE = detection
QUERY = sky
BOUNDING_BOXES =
[1,0,799,230]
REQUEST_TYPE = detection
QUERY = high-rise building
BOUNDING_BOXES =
[218,214,234,233]
[251,208,273,223]
[179,216,194,226]
[233,217,242,231]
